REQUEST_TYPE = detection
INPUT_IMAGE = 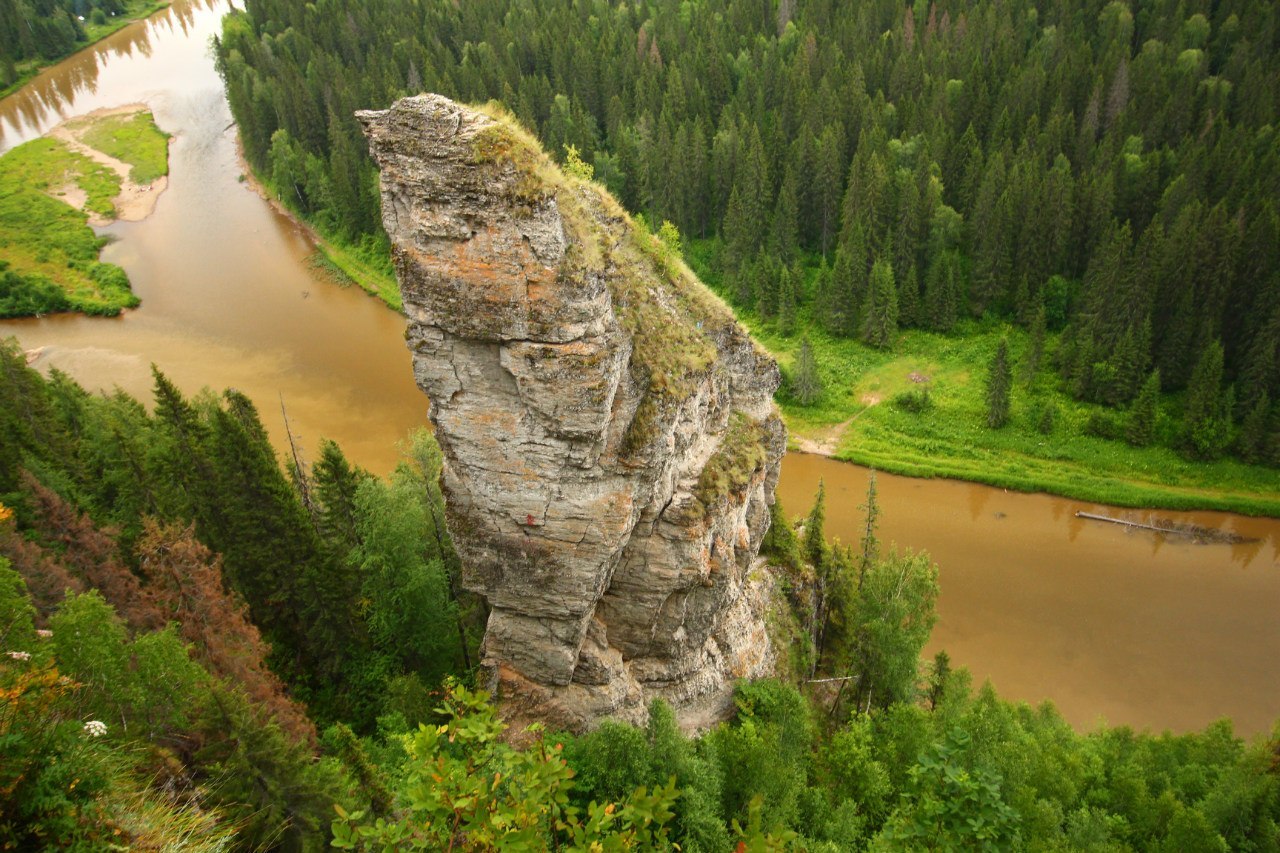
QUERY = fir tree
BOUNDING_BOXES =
[923,250,961,333]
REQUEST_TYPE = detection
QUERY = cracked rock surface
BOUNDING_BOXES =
[358,94,784,732]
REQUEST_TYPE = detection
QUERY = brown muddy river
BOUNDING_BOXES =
[2,0,1277,736]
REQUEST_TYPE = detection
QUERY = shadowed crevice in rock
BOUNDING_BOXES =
[358,94,785,733]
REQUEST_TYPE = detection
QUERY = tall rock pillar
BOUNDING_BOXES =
[359,94,785,731]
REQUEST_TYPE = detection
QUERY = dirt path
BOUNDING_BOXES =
[791,393,882,456]
[47,103,169,224]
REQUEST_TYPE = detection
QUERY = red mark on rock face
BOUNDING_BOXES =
[526,514,535,525]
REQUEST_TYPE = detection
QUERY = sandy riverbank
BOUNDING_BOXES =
[46,103,170,224]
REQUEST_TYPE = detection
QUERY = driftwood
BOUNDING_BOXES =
[1074,511,1256,545]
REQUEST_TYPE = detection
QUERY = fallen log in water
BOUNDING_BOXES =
[1074,511,1256,545]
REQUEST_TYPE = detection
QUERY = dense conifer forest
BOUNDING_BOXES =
[213,0,1280,478]
[3,0,1280,848]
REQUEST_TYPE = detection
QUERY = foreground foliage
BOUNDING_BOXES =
[333,682,678,851]
[1,337,1278,849]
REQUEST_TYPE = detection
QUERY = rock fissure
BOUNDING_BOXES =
[359,94,784,732]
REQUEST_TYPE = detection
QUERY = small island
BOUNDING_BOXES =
[0,104,169,317]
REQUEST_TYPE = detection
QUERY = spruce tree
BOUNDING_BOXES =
[924,250,961,332]
[803,481,827,575]
[985,338,1012,428]
[792,337,823,405]
[777,267,797,335]
[1023,302,1047,384]
[861,258,898,349]
[1236,391,1270,463]
[312,439,370,553]
[898,262,920,329]
[1127,370,1161,447]
[826,245,859,337]
[1183,341,1228,459]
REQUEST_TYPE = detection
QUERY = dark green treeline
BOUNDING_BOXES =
[0,0,135,83]
[215,0,1280,443]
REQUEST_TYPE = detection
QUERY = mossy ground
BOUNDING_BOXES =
[695,412,769,514]
[685,238,1280,518]
[470,103,735,453]
[0,136,137,316]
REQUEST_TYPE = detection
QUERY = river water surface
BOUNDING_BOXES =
[1,0,1277,736]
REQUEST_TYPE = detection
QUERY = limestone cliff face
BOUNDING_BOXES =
[358,94,785,732]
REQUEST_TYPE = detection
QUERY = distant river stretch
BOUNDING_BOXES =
[2,0,1276,736]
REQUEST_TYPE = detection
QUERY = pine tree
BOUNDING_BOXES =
[985,338,1012,429]
[861,258,898,349]
[1127,370,1161,447]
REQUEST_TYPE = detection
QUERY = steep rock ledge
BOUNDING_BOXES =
[358,94,785,732]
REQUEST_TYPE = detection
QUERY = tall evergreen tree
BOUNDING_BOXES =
[985,339,1012,429]
[861,259,898,349]
[792,337,823,405]
[1127,370,1161,447]
[1182,341,1228,460]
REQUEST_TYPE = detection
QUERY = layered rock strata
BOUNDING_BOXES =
[358,94,785,732]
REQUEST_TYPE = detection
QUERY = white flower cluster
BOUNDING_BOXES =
[5,650,30,661]
[36,629,52,639]
[83,720,108,738]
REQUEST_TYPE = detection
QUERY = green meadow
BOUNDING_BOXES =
[686,239,1280,517]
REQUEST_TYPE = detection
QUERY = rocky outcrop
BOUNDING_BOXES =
[358,95,785,732]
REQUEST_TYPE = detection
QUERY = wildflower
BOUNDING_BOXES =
[36,629,52,639]
[5,651,30,661]
[83,720,108,738]
[0,503,12,524]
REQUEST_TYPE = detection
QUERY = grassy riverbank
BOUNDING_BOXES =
[0,108,168,317]
[229,175,1280,517]
[684,240,1280,518]
[0,1,170,99]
